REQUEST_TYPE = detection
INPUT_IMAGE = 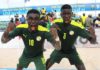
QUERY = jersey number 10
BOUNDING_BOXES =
[29,39,34,46]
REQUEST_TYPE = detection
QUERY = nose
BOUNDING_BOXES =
[65,14,69,18]
[30,20,38,25]
[29,20,37,23]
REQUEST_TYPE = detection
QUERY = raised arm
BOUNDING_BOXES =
[45,24,61,50]
[87,26,97,44]
[1,22,15,43]
[50,27,61,50]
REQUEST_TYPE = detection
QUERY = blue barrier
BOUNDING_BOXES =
[0,3,100,15]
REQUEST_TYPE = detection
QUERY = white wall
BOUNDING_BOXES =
[0,0,8,9]
[25,0,77,6]
[0,0,99,8]
[77,0,96,4]
[0,0,25,8]
[0,0,99,21]
[96,0,100,3]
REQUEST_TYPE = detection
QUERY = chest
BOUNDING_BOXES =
[22,30,45,42]
[58,26,77,40]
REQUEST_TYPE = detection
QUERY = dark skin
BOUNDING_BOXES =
[1,12,61,70]
[46,8,97,70]
[61,9,96,44]
[1,13,40,43]
[46,9,75,70]
[27,13,61,50]
[26,13,40,31]
[60,9,72,24]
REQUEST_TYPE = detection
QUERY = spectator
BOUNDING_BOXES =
[20,15,26,24]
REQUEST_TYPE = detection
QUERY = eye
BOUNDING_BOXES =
[34,17,39,20]
[27,16,39,20]
[28,17,34,20]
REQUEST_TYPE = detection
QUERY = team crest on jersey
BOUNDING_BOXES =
[69,30,74,35]
[36,36,42,41]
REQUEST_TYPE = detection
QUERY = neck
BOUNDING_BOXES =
[31,26,36,30]
[64,20,71,24]
[28,26,38,32]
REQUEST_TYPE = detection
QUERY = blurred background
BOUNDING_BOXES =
[0,0,100,70]
[0,0,100,30]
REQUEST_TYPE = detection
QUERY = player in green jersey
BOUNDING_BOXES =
[46,4,97,70]
[1,9,61,70]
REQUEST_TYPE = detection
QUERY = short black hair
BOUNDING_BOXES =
[61,4,72,11]
[27,9,40,15]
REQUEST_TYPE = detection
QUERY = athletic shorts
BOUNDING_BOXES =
[50,50,83,65]
[17,55,46,70]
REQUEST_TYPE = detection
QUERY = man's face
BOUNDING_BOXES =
[61,9,72,24]
[27,13,40,31]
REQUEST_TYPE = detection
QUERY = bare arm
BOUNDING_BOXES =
[1,22,15,43]
[49,24,61,50]
[1,30,10,43]
[87,26,97,44]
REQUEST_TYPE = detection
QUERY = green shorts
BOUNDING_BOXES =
[17,55,46,70]
[50,50,83,65]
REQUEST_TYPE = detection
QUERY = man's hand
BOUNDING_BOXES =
[87,26,97,44]
[50,28,58,39]
[87,26,95,35]
[6,22,15,32]
[1,22,15,43]
[53,41,61,50]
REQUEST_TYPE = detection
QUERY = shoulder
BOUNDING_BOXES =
[52,18,63,24]
[38,25,49,32]
[16,23,28,28]
[52,22,62,26]
[71,20,85,29]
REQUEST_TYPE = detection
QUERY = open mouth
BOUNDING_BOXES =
[30,25,38,31]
